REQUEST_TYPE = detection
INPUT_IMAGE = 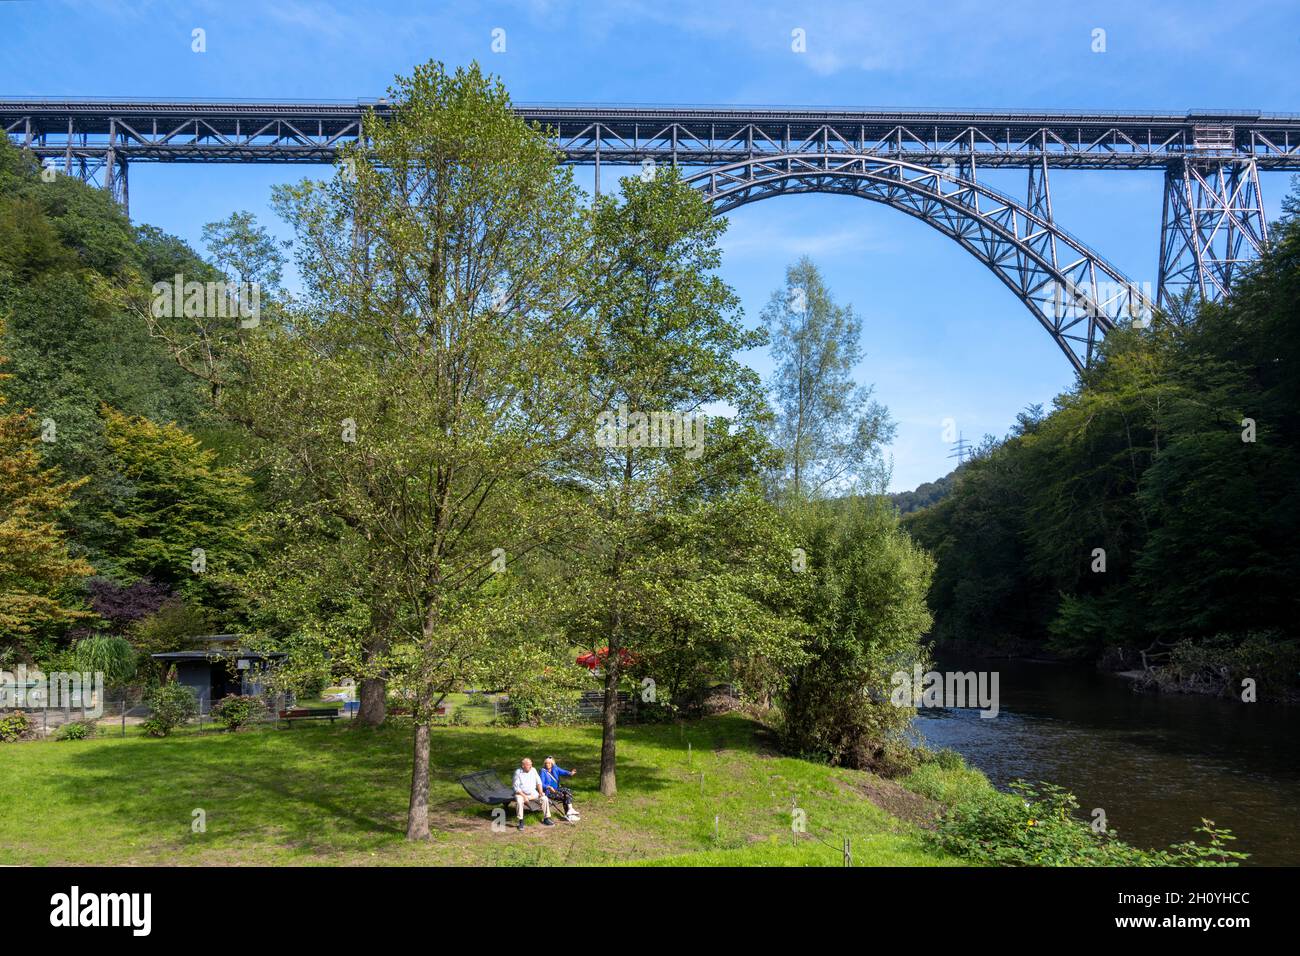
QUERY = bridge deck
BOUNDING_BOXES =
[5,100,1300,169]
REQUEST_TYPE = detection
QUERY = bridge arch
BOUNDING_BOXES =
[684,153,1155,371]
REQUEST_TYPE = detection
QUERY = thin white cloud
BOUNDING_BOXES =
[720,218,895,259]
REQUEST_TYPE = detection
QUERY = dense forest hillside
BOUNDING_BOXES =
[890,467,961,514]
[904,187,1300,699]
[0,141,251,666]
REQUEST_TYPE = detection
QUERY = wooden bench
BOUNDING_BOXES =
[278,708,341,727]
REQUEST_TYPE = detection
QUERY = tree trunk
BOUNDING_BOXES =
[357,628,389,726]
[358,675,387,726]
[406,721,430,840]
[600,455,631,797]
[599,649,619,796]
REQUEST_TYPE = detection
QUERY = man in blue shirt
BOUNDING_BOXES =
[539,756,578,820]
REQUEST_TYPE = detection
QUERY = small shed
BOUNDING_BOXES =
[151,636,285,712]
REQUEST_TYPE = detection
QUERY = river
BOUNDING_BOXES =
[912,653,1300,865]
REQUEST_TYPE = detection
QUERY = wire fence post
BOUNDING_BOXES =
[843,837,852,867]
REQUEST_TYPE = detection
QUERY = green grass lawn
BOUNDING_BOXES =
[0,713,964,866]
[436,691,501,724]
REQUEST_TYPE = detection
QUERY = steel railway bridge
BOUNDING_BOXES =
[6,98,1300,370]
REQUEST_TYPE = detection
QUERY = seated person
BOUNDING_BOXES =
[511,757,553,830]
[539,756,578,820]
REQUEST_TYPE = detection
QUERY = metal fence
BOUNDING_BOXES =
[4,685,679,738]
[3,691,302,738]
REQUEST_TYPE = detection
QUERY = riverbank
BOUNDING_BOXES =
[917,652,1300,865]
[933,638,1300,705]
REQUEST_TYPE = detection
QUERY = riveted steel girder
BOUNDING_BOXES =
[1158,156,1269,308]
[10,98,1282,369]
[7,101,1300,169]
[687,153,1155,371]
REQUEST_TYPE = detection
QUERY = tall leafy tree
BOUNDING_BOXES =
[573,169,791,796]
[202,211,285,291]
[0,319,94,665]
[0,140,208,498]
[761,257,894,500]
[229,61,593,839]
[92,407,256,616]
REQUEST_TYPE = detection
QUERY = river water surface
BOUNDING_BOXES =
[913,653,1300,865]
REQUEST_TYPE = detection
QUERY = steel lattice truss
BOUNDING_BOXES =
[1158,158,1270,308]
[688,154,1151,370]
[6,99,1300,367]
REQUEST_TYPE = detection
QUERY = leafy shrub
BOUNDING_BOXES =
[37,649,78,675]
[70,634,138,687]
[905,760,992,807]
[839,736,922,778]
[1153,633,1300,701]
[86,576,173,631]
[0,711,32,742]
[779,499,935,769]
[932,780,1248,866]
[131,600,212,662]
[56,720,95,741]
[297,670,328,698]
[504,685,584,726]
[927,747,966,772]
[211,694,263,731]
[636,698,680,724]
[144,681,198,737]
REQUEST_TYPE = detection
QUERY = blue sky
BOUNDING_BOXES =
[4,0,1298,490]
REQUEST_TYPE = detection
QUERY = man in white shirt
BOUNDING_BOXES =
[511,757,553,830]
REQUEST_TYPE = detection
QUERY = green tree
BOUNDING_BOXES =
[781,496,934,769]
[574,169,791,795]
[0,318,94,665]
[230,61,593,839]
[623,493,809,713]
[202,211,285,291]
[761,257,894,500]
[0,140,208,483]
[94,407,255,612]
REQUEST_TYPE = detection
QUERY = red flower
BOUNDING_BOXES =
[576,647,637,670]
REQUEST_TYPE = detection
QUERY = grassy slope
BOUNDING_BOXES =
[0,714,962,867]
